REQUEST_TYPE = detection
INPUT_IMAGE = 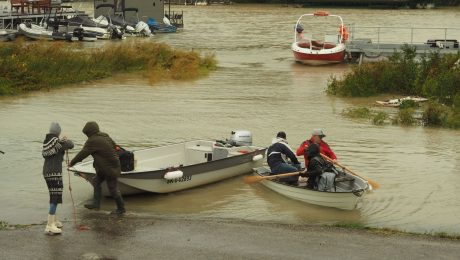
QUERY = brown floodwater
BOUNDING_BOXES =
[1,3,459,234]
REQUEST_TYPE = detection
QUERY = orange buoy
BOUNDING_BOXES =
[339,25,349,42]
[314,11,329,17]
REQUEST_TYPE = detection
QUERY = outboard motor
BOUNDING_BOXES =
[135,21,152,37]
[228,130,252,147]
[108,25,123,39]
[73,27,84,41]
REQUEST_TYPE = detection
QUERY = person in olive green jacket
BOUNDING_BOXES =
[69,121,125,215]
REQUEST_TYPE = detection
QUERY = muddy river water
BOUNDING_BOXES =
[1,3,460,234]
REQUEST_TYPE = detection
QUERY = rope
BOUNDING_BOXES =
[65,151,90,231]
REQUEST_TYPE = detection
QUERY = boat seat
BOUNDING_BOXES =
[297,42,310,48]
[323,43,337,49]
[297,42,322,50]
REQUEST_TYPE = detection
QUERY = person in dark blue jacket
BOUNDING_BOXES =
[267,131,301,185]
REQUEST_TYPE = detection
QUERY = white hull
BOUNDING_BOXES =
[376,96,429,107]
[18,23,53,40]
[113,160,260,195]
[260,179,361,210]
[254,167,369,210]
[292,12,347,65]
[70,140,266,196]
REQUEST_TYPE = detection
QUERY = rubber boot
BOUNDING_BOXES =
[45,215,62,235]
[84,186,101,210]
[110,196,126,216]
[54,215,63,228]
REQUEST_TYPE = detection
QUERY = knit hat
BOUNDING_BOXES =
[49,122,61,136]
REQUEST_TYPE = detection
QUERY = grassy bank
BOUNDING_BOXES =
[0,40,217,96]
[328,46,460,129]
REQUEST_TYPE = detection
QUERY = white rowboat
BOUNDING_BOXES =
[253,166,370,210]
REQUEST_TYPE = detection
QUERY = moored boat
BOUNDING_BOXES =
[253,166,370,210]
[376,96,429,107]
[291,11,347,65]
[69,131,266,196]
[147,17,177,34]
[18,23,54,41]
[0,29,16,41]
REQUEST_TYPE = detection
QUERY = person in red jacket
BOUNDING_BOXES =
[296,129,337,168]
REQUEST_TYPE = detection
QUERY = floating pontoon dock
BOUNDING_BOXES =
[345,25,460,63]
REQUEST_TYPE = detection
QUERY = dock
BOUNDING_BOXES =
[345,25,460,63]
[0,4,84,30]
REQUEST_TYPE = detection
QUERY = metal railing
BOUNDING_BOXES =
[348,24,460,49]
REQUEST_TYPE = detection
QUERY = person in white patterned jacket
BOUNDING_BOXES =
[42,122,74,235]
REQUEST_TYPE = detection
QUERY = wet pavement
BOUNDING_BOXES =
[1,215,459,260]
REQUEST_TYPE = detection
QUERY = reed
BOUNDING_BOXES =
[0,41,217,96]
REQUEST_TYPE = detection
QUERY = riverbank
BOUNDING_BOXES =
[328,47,460,128]
[0,40,216,96]
[1,216,459,259]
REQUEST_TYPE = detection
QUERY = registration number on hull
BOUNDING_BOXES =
[166,175,192,184]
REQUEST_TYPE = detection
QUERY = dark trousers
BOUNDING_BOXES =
[94,173,121,199]
[270,163,300,185]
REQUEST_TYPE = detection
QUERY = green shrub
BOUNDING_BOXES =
[327,45,460,130]
[0,77,13,95]
[342,107,372,119]
[422,102,449,127]
[443,112,460,129]
[372,111,389,125]
[393,108,416,126]
[399,99,418,110]
[453,94,460,114]
[422,101,460,129]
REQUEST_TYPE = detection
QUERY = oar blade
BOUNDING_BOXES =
[368,179,380,189]
[243,175,263,184]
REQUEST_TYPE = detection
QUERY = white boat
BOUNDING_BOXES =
[18,23,54,41]
[92,15,110,28]
[0,29,16,41]
[18,22,99,42]
[292,11,348,65]
[376,96,429,107]
[69,131,266,196]
[253,166,370,210]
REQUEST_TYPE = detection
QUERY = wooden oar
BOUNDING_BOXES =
[243,171,302,184]
[320,154,380,189]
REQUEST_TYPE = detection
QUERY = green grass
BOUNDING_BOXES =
[0,40,217,96]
